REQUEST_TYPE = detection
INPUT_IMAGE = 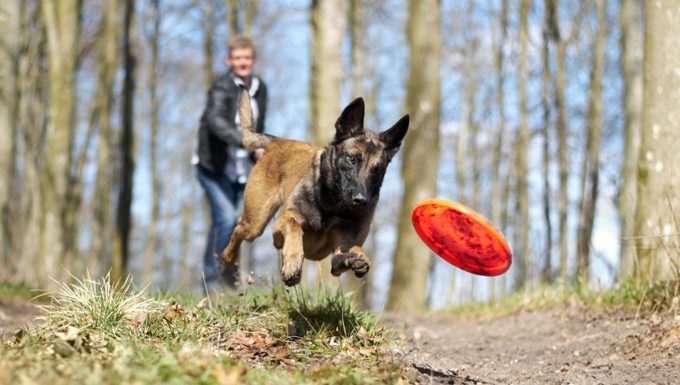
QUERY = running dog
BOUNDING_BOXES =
[221,90,409,286]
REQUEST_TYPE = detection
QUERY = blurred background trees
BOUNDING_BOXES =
[1,0,677,311]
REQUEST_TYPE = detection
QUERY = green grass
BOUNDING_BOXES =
[0,275,412,385]
[441,279,680,319]
[285,287,382,338]
[0,282,47,301]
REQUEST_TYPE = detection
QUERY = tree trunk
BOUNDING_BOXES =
[349,0,364,100]
[10,3,48,286]
[309,0,346,145]
[491,0,508,231]
[461,3,480,302]
[200,0,216,88]
[456,99,469,205]
[41,0,81,285]
[576,0,606,284]
[144,0,162,285]
[540,0,554,284]
[227,0,239,36]
[490,0,509,297]
[386,0,440,312]
[514,0,530,291]
[245,0,257,36]
[498,160,512,297]
[547,0,570,283]
[0,0,20,271]
[634,0,680,283]
[113,0,137,284]
[179,199,192,289]
[91,0,119,276]
[309,0,346,287]
[456,1,476,208]
[618,0,643,281]
[465,17,480,212]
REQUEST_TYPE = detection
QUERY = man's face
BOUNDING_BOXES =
[227,47,255,79]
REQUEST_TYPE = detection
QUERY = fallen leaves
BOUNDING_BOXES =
[660,324,680,348]
[32,325,118,359]
[163,303,185,324]
[223,329,291,365]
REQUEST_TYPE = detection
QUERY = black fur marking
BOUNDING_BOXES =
[364,140,379,154]
[334,98,365,143]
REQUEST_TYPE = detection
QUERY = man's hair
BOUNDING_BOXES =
[228,36,256,58]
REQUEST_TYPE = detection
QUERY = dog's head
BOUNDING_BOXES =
[319,98,409,214]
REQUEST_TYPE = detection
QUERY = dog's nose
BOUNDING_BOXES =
[352,193,367,205]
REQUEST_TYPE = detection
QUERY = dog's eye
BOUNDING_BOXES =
[346,154,359,165]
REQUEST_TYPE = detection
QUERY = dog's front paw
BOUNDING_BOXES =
[282,269,302,286]
[331,251,370,278]
[281,251,304,286]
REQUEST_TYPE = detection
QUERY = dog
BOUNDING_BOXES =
[221,90,409,286]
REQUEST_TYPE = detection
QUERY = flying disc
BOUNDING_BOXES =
[411,199,511,276]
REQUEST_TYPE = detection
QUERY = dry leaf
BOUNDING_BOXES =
[55,326,80,342]
[358,347,372,356]
[130,312,146,326]
[273,346,289,360]
[660,324,680,347]
[163,304,185,323]
[212,366,241,385]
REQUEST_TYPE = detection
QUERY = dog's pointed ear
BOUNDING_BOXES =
[334,97,365,142]
[380,114,409,159]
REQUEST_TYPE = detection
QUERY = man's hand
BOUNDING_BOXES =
[254,148,265,160]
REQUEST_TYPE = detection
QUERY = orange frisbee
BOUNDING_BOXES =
[411,199,512,276]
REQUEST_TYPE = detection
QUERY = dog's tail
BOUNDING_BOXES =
[239,89,273,150]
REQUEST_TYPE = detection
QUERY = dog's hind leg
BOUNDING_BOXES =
[220,220,246,269]
[221,190,281,270]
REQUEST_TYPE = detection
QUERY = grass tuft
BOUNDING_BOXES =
[2,277,407,384]
[285,287,379,338]
[36,272,160,337]
[637,279,680,315]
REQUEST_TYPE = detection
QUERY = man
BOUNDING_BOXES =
[195,36,267,288]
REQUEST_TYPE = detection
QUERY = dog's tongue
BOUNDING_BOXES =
[411,199,511,276]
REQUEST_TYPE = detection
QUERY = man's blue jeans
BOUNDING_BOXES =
[196,164,245,288]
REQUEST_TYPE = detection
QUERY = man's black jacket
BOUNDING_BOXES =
[197,71,267,173]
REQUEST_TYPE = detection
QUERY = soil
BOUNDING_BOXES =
[384,305,680,385]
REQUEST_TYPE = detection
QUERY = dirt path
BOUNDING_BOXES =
[0,298,40,340]
[3,296,679,384]
[385,306,680,385]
